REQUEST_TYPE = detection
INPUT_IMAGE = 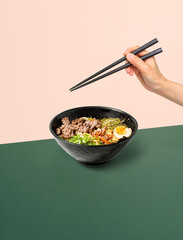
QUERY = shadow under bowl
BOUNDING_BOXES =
[49,106,138,166]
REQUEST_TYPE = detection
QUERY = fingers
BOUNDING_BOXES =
[125,59,131,74]
[125,65,133,75]
[123,45,139,56]
[125,66,130,74]
[124,46,149,76]
[123,46,149,57]
[135,50,149,57]
[123,45,152,76]
[126,65,134,76]
[126,53,149,74]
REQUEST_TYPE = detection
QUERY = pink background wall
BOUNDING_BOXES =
[0,0,183,144]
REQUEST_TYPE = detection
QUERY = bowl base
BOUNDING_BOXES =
[78,160,110,167]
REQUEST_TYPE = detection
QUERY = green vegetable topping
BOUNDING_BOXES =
[100,118,125,130]
[67,133,103,145]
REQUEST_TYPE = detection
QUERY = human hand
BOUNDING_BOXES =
[123,46,166,93]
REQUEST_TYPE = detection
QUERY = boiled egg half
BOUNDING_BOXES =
[113,126,132,139]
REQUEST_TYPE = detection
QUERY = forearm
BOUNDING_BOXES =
[154,77,183,106]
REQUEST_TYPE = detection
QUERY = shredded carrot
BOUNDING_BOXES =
[104,134,113,140]
[98,136,110,144]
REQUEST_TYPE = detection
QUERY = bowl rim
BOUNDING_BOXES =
[49,106,138,148]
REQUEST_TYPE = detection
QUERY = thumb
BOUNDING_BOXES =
[126,53,148,73]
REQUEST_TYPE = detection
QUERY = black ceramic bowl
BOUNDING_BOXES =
[49,106,138,166]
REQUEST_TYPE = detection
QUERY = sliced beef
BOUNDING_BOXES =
[56,127,61,135]
[85,118,101,130]
[56,117,73,138]
[70,124,79,131]
[71,118,80,125]
[61,126,74,139]
[62,117,70,126]
[56,117,102,138]
[70,117,86,131]
[91,118,101,129]
[77,125,90,133]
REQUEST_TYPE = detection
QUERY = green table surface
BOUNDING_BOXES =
[0,125,183,240]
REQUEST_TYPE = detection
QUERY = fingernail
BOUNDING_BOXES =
[127,53,133,60]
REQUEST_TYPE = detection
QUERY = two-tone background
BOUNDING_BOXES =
[0,0,182,144]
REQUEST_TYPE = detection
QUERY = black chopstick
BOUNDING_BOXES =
[69,38,158,91]
[70,48,163,92]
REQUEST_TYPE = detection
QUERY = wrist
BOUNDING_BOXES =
[152,76,183,106]
[151,75,168,94]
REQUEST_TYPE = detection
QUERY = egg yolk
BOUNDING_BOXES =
[115,126,127,135]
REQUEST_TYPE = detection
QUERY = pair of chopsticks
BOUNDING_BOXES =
[70,38,163,92]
